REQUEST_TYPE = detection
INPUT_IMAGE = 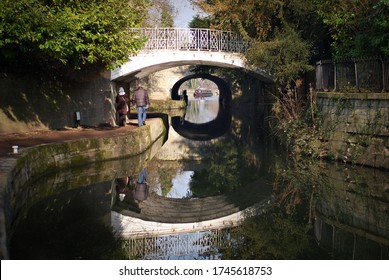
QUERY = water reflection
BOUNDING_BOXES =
[10,180,127,259]
[167,170,193,198]
[171,97,231,141]
[116,169,149,213]
[220,160,389,260]
[126,229,227,260]
[314,164,389,259]
[8,97,389,260]
[184,96,219,124]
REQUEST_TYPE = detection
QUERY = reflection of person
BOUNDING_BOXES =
[182,89,188,106]
[115,87,129,127]
[134,168,149,204]
[132,82,150,127]
[116,176,141,212]
[116,177,129,202]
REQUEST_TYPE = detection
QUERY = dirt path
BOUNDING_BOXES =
[0,124,138,157]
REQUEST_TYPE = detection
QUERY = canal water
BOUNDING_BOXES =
[9,95,389,260]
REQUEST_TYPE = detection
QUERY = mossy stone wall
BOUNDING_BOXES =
[317,92,389,169]
[0,118,167,259]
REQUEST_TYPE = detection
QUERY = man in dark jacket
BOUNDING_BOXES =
[132,82,150,126]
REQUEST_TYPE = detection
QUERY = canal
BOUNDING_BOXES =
[9,94,389,260]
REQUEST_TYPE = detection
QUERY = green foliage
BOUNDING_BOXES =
[192,0,328,85]
[190,140,241,197]
[222,156,330,260]
[0,0,151,70]
[223,212,316,259]
[247,25,313,85]
[156,163,177,196]
[145,0,175,28]
[189,135,264,197]
[271,95,328,160]
[316,0,389,59]
[189,15,211,28]
[159,1,175,27]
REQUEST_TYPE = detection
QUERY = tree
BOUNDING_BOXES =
[191,0,329,85]
[190,139,240,197]
[145,0,176,28]
[189,15,211,28]
[316,0,389,59]
[0,0,151,71]
[246,25,313,85]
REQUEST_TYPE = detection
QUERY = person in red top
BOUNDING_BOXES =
[132,82,150,126]
[115,87,129,126]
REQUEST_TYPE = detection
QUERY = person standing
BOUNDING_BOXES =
[132,82,150,126]
[115,87,129,127]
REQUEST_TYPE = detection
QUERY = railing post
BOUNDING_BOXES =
[334,61,337,91]
[319,61,323,91]
[354,59,359,91]
[381,57,384,92]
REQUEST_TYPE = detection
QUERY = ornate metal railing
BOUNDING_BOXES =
[125,228,232,260]
[130,28,249,53]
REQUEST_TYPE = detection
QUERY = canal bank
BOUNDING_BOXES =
[317,92,389,169]
[0,117,168,259]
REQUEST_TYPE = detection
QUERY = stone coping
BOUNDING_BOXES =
[0,118,167,260]
[317,92,389,100]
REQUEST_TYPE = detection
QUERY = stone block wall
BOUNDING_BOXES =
[317,92,389,169]
[0,118,167,259]
[0,70,114,133]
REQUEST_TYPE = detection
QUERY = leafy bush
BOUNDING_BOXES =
[0,0,150,70]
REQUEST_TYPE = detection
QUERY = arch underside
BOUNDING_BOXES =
[113,178,273,225]
[111,51,274,83]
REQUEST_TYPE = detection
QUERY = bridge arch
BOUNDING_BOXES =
[171,107,231,141]
[112,178,273,238]
[171,73,231,101]
[111,50,249,82]
[171,73,232,141]
[110,28,274,83]
[170,73,232,141]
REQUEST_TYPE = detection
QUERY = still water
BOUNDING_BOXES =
[10,96,389,260]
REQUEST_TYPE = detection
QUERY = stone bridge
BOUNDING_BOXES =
[111,28,273,83]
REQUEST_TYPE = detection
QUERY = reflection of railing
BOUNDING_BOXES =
[130,28,249,53]
[315,213,389,259]
[125,229,231,259]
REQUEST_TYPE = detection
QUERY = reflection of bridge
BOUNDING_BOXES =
[111,28,273,82]
[171,97,231,141]
[125,229,230,259]
[111,179,273,238]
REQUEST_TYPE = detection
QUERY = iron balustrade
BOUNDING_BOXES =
[130,28,249,53]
